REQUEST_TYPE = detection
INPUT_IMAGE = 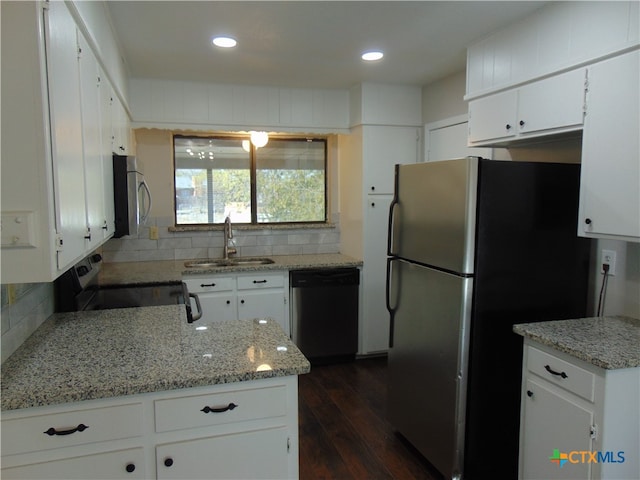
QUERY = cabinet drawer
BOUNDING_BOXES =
[184,276,234,293]
[1,403,143,456]
[526,346,595,402]
[237,273,284,290]
[154,385,287,433]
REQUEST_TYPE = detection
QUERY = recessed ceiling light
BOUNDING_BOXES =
[212,36,237,48]
[362,51,384,61]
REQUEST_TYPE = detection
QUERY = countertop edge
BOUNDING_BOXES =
[513,316,640,370]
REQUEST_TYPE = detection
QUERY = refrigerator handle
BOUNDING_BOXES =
[387,165,400,257]
[385,257,397,348]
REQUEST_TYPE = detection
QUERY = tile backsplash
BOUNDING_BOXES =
[1,282,54,363]
[102,215,341,263]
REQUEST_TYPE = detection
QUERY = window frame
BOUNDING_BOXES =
[173,134,328,226]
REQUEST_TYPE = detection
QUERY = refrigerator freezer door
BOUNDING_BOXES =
[389,158,478,275]
[387,259,472,480]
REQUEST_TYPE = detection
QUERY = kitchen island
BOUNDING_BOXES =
[1,306,310,479]
[513,316,639,480]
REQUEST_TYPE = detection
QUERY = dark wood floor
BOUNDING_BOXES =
[298,356,444,480]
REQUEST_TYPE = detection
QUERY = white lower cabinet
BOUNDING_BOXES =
[518,341,639,480]
[185,271,289,335]
[3,448,146,479]
[1,377,300,480]
[156,427,289,480]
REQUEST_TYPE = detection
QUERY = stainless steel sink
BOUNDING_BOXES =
[184,257,275,268]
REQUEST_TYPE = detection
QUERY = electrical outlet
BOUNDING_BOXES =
[601,249,617,276]
[149,226,159,240]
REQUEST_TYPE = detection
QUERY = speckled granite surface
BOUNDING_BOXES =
[513,316,640,370]
[98,253,362,285]
[1,306,310,411]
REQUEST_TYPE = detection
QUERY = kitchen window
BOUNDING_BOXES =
[174,135,327,225]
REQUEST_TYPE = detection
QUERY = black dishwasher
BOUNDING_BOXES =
[290,268,359,364]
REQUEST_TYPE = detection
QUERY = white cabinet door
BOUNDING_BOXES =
[112,95,130,155]
[2,448,146,480]
[520,378,594,480]
[156,427,289,480]
[78,33,104,252]
[468,89,518,144]
[361,195,392,354]
[198,293,237,323]
[517,68,585,135]
[99,69,115,239]
[45,0,87,270]
[238,290,286,331]
[362,126,419,194]
[579,50,640,240]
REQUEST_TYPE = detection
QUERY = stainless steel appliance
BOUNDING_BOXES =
[386,157,591,480]
[113,154,152,238]
[55,254,201,322]
[290,268,359,364]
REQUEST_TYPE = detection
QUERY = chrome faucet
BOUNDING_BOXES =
[223,215,237,259]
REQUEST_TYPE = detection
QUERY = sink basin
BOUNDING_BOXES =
[184,257,275,268]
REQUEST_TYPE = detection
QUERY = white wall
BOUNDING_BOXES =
[421,70,468,125]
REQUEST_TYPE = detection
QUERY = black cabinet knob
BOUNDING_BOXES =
[126,464,136,473]
[505,124,512,130]
[519,120,525,127]
[371,202,375,207]
[240,299,245,304]
[164,458,173,467]
[585,218,592,225]
[371,186,375,191]
[526,390,534,398]
[226,300,231,305]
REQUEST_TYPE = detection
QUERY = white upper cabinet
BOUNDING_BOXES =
[46,1,88,271]
[578,50,640,241]
[111,94,132,155]
[78,31,106,252]
[0,1,124,283]
[468,68,586,146]
[99,67,116,239]
[466,1,639,98]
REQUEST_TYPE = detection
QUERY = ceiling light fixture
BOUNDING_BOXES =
[250,131,269,148]
[362,51,384,61]
[212,36,237,48]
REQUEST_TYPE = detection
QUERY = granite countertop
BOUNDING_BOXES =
[1,306,310,411]
[513,316,640,370]
[98,253,363,285]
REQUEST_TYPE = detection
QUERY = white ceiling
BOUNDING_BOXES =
[107,1,548,89]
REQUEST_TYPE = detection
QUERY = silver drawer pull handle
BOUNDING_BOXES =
[44,424,89,436]
[544,365,568,379]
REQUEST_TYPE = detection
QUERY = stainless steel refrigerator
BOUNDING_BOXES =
[386,157,591,480]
